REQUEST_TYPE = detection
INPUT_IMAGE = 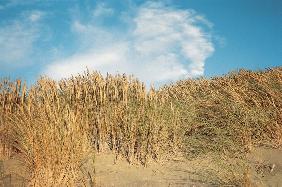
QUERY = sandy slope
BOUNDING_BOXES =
[95,147,282,187]
[0,147,282,186]
[247,147,282,187]
[94,153,209,187]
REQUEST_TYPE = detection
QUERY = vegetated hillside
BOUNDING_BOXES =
[0,67,281,186]
[160,67,282,157]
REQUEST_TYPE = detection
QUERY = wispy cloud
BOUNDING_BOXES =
[0,11,43,68]
[0,23,36,67]
[0,0,39,10]
[92,3,114,17]
[45,1,215,85]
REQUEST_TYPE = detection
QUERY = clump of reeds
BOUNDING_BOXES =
[0,71,181,185]
[0,78,95,185]
[55,71,181,164]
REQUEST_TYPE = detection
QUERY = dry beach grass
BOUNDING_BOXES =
[0,67,281,186]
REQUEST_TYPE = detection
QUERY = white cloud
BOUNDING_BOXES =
[132,3,214,78]
[45,2,215,86]
[45,43,130,79]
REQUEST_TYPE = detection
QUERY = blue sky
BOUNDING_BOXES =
[0,0,281,86]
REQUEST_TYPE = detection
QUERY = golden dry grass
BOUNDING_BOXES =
[0,67,281,186]
[161,67,282,157]
[0,71,180,186]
